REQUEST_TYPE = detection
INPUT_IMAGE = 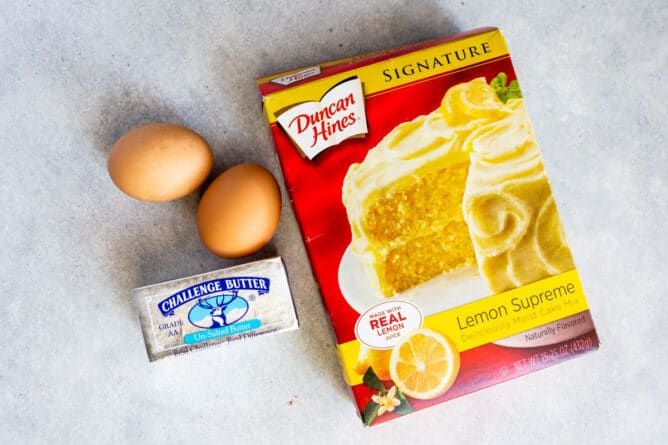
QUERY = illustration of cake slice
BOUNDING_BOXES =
[342,76,574,297]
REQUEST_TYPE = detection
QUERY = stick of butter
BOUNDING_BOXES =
[132,257,298,361]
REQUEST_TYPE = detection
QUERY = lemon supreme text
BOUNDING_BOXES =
[456,281,578,330]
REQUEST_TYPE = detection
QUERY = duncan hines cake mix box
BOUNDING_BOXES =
[257,27,599,426]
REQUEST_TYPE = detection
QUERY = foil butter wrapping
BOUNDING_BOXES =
[133,257,298,361]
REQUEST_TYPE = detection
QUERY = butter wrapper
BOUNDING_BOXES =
[132,257,298,361]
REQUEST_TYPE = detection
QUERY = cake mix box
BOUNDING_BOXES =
[257,27,599,426]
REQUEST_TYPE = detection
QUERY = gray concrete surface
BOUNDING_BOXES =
[1,0,666,443]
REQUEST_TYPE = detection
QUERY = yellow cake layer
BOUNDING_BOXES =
[342,109,472,296]
[382,220,476,295]
[362,162,470,244]
[358,162,477,296]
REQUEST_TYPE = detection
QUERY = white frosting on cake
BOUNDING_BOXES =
[461,99,573,292]
[342,77,574,296]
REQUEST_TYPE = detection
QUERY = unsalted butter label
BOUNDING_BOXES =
[276,77,367,159]
[132,257,298,361]
[183,319,262,344]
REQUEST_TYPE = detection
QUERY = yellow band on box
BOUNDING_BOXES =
[337,269,589,386]
[262,29,509,123]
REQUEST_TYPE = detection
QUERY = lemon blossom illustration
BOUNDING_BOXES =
[371,386,401,416]
[361,367,412,425]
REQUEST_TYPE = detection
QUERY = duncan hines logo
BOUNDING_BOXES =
[276,77,368,160]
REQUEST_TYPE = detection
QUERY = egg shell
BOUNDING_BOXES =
[108,123,213,202]
[197,164,282,258]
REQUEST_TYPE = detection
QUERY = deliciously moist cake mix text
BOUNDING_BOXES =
[258,27,598,426]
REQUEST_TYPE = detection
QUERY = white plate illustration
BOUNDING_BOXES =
[338,244,489,316]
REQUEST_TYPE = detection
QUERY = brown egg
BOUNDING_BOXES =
[108,123,213,202]
[197,164,282,258]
